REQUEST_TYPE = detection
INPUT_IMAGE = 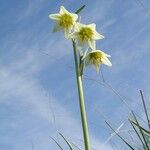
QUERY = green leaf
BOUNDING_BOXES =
[59,133,74,150]
[75,5,86,14]
[131,112,150,150]
[129,119,146,149]
[130,119,150,135]
[105,121,135,150]
[140,90,150,129]
[50,137,64,150]
[71,142,83,150]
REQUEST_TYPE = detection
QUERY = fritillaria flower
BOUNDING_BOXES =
[49,5,113,150]
[49,6,78,38]
[84,50,112,72]
[71,23,104,49]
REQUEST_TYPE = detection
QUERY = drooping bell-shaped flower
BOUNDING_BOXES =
[84,50,112,73]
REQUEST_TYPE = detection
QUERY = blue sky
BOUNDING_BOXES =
[0,0,150,149]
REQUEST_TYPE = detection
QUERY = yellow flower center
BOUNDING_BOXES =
[78,27,93,42]
[58,13,73,29]
[89,52,102,65]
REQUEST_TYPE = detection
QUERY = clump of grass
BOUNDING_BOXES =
[51,132,83,150]
[107,90,150,150]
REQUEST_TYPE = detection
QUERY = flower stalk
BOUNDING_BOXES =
[72,39,90,150]
[49,5,112,150]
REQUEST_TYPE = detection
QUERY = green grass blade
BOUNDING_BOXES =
[130,120,150,135]
[105,121,135,150]
[129,119,146,148]
[50,137,64,150]
[140,90,150,129]
[75,5,86,14]
[101,122,125,147]
[71,142,83,150]
[132,112,150,150]
[59,133,74,150]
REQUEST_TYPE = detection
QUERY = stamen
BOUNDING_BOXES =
[58,13,73,29]
[89,52,102,64]
[78,27,93,42]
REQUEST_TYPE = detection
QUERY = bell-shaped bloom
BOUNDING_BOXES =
[71,23,104,49]
[84,50,112,73]
[49,6,78,38]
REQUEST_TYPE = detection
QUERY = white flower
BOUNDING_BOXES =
[49,6,78,38]
[84,50,112,73]
[71,23,104,49]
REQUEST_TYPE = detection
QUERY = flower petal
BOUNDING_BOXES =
[82,48,89,60]
[98,50,111,57]
[93,31,104,40]
[88,40,96,50]
[88,23,96,30]
[74,22,82,31]
[49,14,60,20]
[59,6,69,14]
[101,57,112,66]
[94,64,101,73]
[71,14,78,21]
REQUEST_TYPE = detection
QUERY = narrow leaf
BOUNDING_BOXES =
[140,90,150,129]
[75,5,85,14]
[129,119,146,149]
[59,133,74,150]
[101,122,125,147]
[71,142,83,150]
[50,137,64,150]
[132,112,150,150]
[105,121,135,150]
[130,119,150,135]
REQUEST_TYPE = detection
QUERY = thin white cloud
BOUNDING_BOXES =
[0,21,113,150]
[16,0,45,22]
[1,0,150,149]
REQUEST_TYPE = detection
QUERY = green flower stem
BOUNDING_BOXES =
[72,40,90,150]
